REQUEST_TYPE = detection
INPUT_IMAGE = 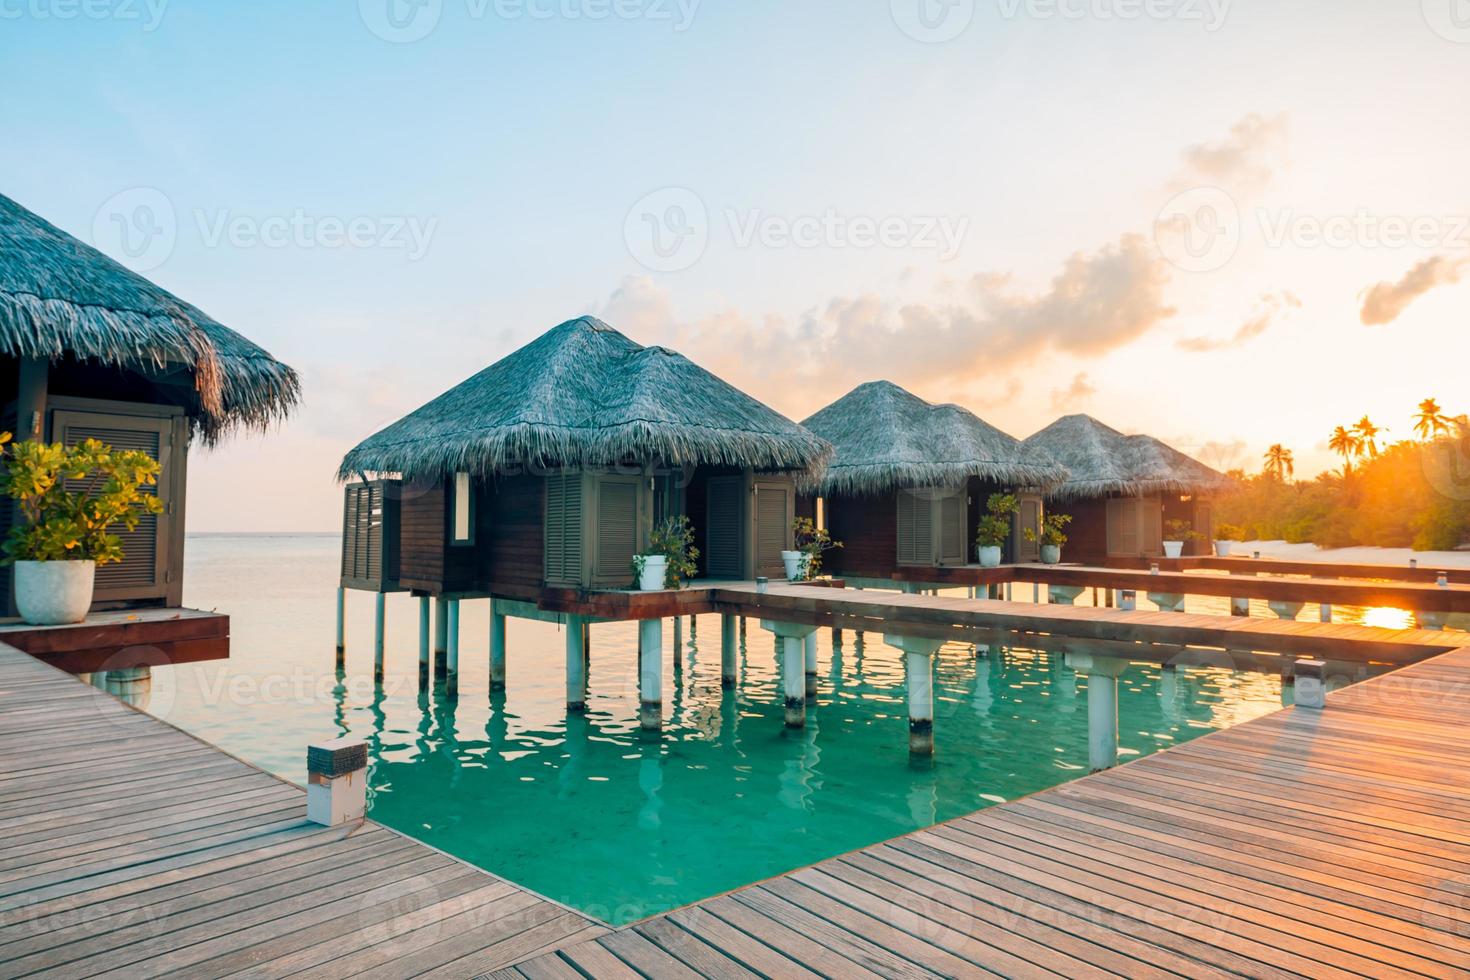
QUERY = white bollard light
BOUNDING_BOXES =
[307,737,368,826]
[1293,660,1326,709]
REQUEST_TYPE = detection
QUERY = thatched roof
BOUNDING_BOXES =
[0,192,299,443]
[800,380,1069,496]
[1022,414,1233,499]
[339,316,832,482]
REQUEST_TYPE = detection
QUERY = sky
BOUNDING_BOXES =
[3,0,1467,531]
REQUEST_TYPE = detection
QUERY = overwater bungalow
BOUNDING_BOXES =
[337,316,831,602]
[1021,414,1232,562]
[800,381,1068,583]
[0,192,297,649]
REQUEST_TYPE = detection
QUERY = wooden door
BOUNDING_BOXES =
[1014,495,1042,562]
[1141,497,1164,556]
[52,410,174,604]
[592,476,640,587]
[704,476,743,578]
[753,481,792,578]
[1106,497,1139,557]
[937,492,967,565]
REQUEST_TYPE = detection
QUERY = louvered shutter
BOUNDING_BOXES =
[53,412,172,601]
[1141,498,1164,556]
[1016,496,1041,562]
[755,484,788,576]
[595,479,639,585]
[704,476,742,578]
[544,473,584,585]
[1107,497,1139,556]
[896,490,917,565]
[938,492,966,565]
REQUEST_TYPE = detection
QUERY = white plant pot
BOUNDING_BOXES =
[15,559,95,625]
[781,550,805,581]
[1162,541,1184,559]
[1040,544,1061,565]
[976,545,1002,568]
[1213,541,1232,558]
[637,555,667,591]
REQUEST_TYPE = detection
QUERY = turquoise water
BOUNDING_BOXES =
[149,534,1295,925]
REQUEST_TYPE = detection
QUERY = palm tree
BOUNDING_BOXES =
[1263,444,1294,481]
[1353,416,1382,458]
[1414,398,1451,440]
[1328,425,1361,472]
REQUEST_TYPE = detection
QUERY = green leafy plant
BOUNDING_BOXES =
[1214,522,1245,541]
[792,516,842,580]
[0,436,163,565]
[1024,512,1071,548]
[974,493,1018,549]
[632,515,699,590]
[1164,518,1205,543]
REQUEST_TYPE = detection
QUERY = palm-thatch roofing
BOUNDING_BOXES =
[1022,414,1233,500]
[800,380,1069,496]
[339,316,833,483]
[0,192,299,442]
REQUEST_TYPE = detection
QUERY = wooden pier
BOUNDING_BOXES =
[0,641,607,978]
[0,608,231,675]
[499,640,1470,979]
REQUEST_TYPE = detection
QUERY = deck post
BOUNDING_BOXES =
[566,615,586,712]
[638,618,663,730]
[1065,653,1127,771]
[417,596,430,672]
[306,738,368,827]
[720,614,737,688]
[759,620,818,728]
[1268,600,1305,620]
[446,599,461,677]
[373,592,386,680]
[1147,592,1186,613]
[1294,659,1326,709]
[884,634,945,755]
[1047,585,1085,606]
[804,631,819,699]
[488,600,507,690]
[335,587,346,654]
[434,595,449,655]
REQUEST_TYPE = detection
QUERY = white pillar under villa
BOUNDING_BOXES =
[566,615,587,712]
[720,614,737,689]
[804,631,819,699]
[489,599,507,691]
[1418,611,1448,630]
[434,595,449,659]
[1047,585,1085,606]
[446,599,461,679]
[760,620,818,728]
[672,615,683,669]
[418,596,431,672]
[638,618,664,730]
[335,587,346,655]
[373,592,386,680]
[883,634,945,755]
[1147,591,1186,613]
[1268,600,1305,621]
[1065,652,1128,772]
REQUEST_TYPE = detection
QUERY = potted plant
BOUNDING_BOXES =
[0,435,162,625]
[632,515,699,591]
[974,493,1018,568]
[1162,518,1204,559]
[1213,522,1244,558]
[1024,512,1071,564]
[791,517,842,581]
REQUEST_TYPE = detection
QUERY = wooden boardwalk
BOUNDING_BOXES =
[501,642,1470,979]
[0,642,606,979]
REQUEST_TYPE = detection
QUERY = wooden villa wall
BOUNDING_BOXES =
[397,479,448,592]
[1060,495,1110,562]
[478,474,543,590]
[824,491,897,577]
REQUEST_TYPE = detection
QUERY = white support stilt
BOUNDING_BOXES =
[672,615,684,669]
[638,618,663,730]
[1418,611,1448,631]
[1117,589,1137,611]
[566,615,586,711]
[446,599,460,676]
[1048,585,1085,606]
[489,600,506,691]
[1065,653,1128,772]
[1005,582,1013,602]
[720,614,737,689]
[804,631,818,700]
[373,593,386,680]
[1032,582,1040,604]
[1147,592,1186,613]
[759,620,818,728]
[434,596,448,654]
[335,587,346,654]
[884,634,945,755]
[1268,600,1305,621]
[417,596,430,671]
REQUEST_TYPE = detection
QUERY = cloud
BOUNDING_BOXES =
[1049,373,1097,413]
[1359,255,1469,325]
[1173,113,1288,195]
[600,233,1176,418]
[1177,290,1300,352]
